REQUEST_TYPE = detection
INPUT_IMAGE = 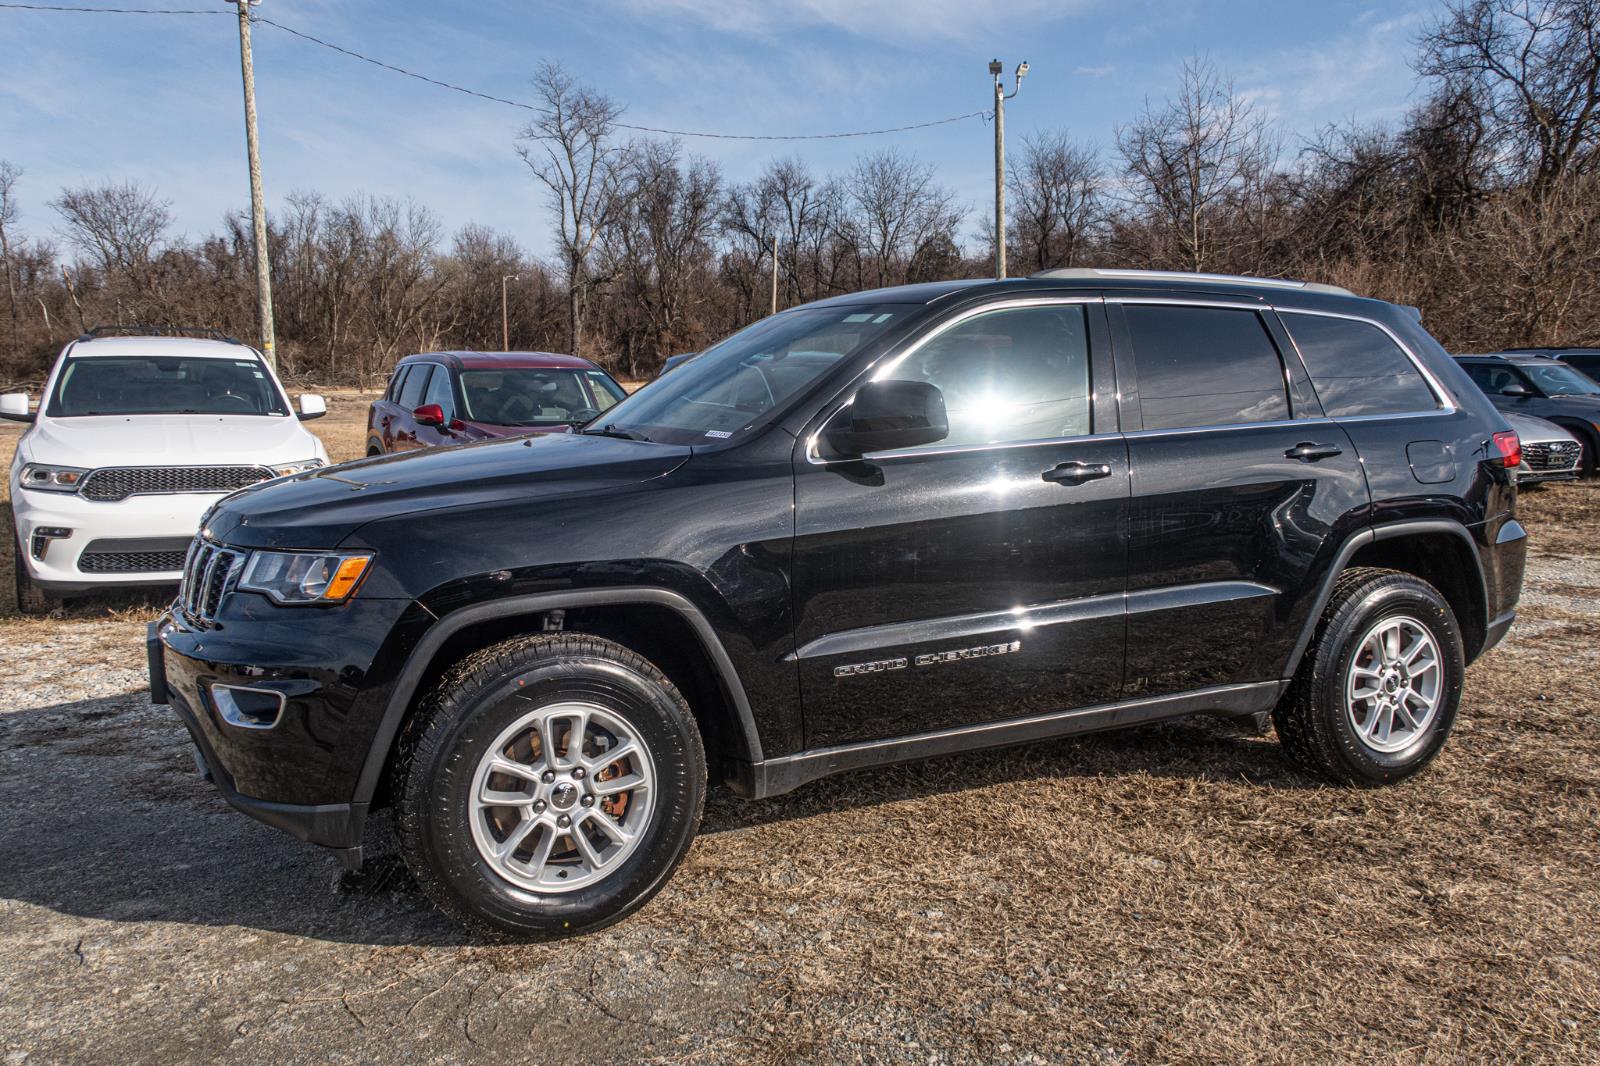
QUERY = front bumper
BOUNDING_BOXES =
[149,591,429,861]
[13,488,221,592]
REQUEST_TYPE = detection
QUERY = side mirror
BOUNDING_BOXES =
[1500,384,1533,398]
[0,393,33,423]
[822,379,948,458]
[297,393,327,420]
[413,403,446,427]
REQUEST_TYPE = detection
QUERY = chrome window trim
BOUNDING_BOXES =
[1275,307,1458,416]
[805,295,1103,466]
[1104,296,1268,312]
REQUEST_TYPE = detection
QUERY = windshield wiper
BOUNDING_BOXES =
[584,425,650,442]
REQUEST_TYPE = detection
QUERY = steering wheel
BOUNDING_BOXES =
[212,392,255,412]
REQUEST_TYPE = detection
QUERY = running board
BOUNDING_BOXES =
[732,680,1286,799]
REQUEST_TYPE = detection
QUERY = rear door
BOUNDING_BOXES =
[373,365,410,452]
[790,297,1130,748]
[1110,297,1369,698]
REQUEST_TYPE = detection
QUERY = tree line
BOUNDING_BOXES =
[1,0,1597,387]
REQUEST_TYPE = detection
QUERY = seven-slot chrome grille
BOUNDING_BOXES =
[1523,439,1581,473]
[179,539,245,621]
[79,465,276,502]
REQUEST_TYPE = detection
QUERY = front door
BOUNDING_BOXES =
[790,298,1130,748]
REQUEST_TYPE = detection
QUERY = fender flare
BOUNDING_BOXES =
[1282,519,1490,678]
[352,587,765,807]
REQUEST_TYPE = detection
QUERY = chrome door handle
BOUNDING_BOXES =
[1042,461,1113,485]
[1285,442,1343,462]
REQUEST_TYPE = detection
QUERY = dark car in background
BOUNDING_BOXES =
[1455,352,1600,475]
[1502,347,1600,380]
[367,351,627,455]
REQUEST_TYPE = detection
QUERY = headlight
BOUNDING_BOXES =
[270,459,325,477]
[19,463,89,492]
[238,550,372,604]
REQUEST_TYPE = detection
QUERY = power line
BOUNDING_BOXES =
[0,3,224,12]
[0,2,993,141]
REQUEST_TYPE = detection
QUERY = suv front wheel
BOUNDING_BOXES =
[1275,567,1465,786]
[396,633,706,939]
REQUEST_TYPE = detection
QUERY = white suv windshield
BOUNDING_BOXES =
[588,304,908,445]
[47,356,289,417]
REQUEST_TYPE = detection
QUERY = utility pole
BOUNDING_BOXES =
[989,58,1028,280]
[770,234,779,317]
[501,274,519,350]
[236,0,276,368]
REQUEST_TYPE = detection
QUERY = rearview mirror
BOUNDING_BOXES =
[1500,384,1533,398]
[0,392,32,423]
[413,403,446,427]
[297,394,327,420]
[821,379,948,458]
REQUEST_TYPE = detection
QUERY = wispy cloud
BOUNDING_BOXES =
[609,0,1092,40]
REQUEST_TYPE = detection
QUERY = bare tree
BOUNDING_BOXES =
[1115,58,1278,272]
[838,148,964,289]
[1008,133,1103,272]
[51,181,174,317]
[517,62,631,356]
[599,141,722,375]
[0,162,20,342]
[1420,0,1600,195]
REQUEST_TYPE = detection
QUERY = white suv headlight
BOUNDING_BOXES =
[238,550,372,604]
[270,459,326,477]
[19,463,89,492]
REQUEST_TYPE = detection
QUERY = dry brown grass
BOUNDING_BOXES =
[0,405,1596,1061]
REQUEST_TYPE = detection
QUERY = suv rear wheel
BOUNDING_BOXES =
[395,633,705,939]
[1274,567,1464,786]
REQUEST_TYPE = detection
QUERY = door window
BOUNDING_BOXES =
[386,366,410,403]
[1464,363,1529,396]
[877,304,1093,449]
[1281,313,1438,416]
[397,364,431,409]
[421,364,456,420]
[1124,305,1289,429]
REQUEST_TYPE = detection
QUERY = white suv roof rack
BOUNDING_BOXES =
[1030,267,1355,297]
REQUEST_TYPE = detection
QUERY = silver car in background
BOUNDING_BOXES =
[1507,412,1581,484]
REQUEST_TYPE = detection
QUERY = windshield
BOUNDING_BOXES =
[1523,363,1600,397]
[589,304,909,445]
[46,356,287,417]
[457,368,623,426]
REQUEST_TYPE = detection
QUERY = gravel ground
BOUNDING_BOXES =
[1,405,1597,1064]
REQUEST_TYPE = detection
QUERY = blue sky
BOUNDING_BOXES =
[0,0,1436,259]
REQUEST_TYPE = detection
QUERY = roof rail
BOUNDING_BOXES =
[79,324,243,344]
[1028,267,1356,297]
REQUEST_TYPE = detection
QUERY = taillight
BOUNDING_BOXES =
[1493,430,1521,468]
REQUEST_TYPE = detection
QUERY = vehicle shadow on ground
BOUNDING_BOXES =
[0,688,1322,946]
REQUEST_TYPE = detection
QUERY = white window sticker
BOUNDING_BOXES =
[704,429,733,439]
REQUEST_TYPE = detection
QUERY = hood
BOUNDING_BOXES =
[26,413,323,468]
[1503,412,1576,444]
[205,430,691,548]
[1541,394,1600,413]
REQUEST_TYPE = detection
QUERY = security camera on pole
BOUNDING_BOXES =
[989,58,1028,281]
[236,0,276,369]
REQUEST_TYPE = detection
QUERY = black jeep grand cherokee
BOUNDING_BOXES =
[149,269,1527,938]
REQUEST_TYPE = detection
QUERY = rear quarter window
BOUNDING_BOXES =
[1282,313,1439,417]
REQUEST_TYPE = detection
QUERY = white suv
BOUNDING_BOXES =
[2,328,329,613]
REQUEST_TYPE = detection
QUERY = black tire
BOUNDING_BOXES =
[395,633,705,940]
[13,540,59,616]
[1274,567,1464,787]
